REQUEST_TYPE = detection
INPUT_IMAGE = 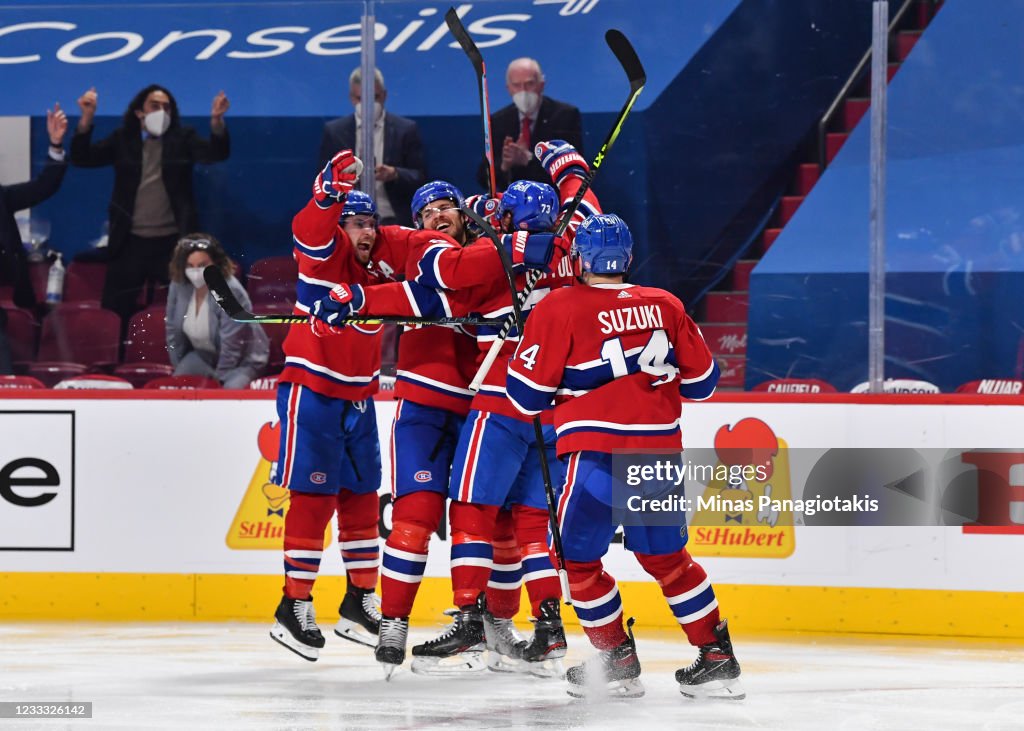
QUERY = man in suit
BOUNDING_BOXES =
[477,57,584,192]
[319,68,427,227]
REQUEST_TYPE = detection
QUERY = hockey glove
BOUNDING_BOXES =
[501,232,570,272]
[309,283,366,337]
[464,193,503,236]
[313,150,363,209]
[534,140,589,185]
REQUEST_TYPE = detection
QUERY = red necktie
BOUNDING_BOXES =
[519,116,531,148]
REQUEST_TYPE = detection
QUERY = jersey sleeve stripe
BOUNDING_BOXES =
[293,234,336,260]
[679,359,720,401]
[414,243,452,290]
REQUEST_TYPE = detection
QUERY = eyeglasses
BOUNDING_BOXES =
[420,203,458,222]
[178,238,211,251]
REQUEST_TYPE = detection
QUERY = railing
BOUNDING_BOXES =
[816,0,925,169]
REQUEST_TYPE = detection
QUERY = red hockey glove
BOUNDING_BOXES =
[313,150,363,209]
[464,193,503,236]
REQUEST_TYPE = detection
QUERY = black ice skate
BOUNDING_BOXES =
[675,619,745,700]
[270,595,326,662]
[374,615,410,680]
[478,594,527,673]
[410,602,486,676]
[566,618,644,698]
[334,586,382,647]
[521,597,568,679]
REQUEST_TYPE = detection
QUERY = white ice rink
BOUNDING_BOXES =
[2,623,1023,730]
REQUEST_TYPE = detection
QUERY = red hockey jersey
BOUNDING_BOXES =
[506,283,720,456]
[279,199,411,401]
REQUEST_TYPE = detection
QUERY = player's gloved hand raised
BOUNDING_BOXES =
[309,283,366,337]
[464,193,503,236]
[501,232,571,272]
[313,150,363,209]
[535,140,589,185]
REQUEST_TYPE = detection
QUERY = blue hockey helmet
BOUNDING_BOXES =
[573,213,633,275]
[411,180,465,228]
[498,180,559,232]
[340,190,378,222]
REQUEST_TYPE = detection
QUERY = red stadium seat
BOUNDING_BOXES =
[122,306,170,364]
[26,363,87,387]
[64,261,107,306]
[247,256,297,312]
[752,378,838,394]
[143,374,221,390]
[0,374,46,389]
[1,306,39,366]
[35,306,121,366]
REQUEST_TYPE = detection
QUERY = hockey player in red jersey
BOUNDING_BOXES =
[506,213,744,700]
[270,151,412,661]
[311,140,598,677]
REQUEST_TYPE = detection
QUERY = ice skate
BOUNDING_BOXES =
[270,595,325,662]
[478,594,528,673]
[675,619,745,700]
[522,597,567,679]
[566,618,644,699]
[410,604,486,676]
[375,615,409,680]
[334,586,382,647]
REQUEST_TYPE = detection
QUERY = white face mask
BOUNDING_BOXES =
[354,101,384,123]
[512,91,540,116]
[185,267,206,289]
[143,109,171,137]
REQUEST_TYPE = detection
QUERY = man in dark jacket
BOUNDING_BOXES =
[319,68,426,227]
[70,84,230,323]
[477,57,584,191]
[0,104,68,374]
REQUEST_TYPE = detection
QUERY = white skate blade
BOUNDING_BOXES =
[486,651,528,674]
[526,658,566,680]
[334,617,378,648]
[270,623,319,662]
[410,651,486,676]
[679,677,746,701]
[567,677,645,699]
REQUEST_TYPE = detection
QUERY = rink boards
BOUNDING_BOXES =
[1,391,1023,639]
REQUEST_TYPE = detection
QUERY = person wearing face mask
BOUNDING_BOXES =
[164,233,267,389]
[318,68,426,227]
[71,84,230,330]
[477,57,584,191]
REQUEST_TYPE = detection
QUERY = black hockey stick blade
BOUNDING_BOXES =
[605,29,646,93]
[203,266,502,327]
[446,7,498,197]
[445,7,483,77]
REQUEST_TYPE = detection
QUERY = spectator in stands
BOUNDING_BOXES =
[319,68,426,226]
[478,57,584,190]
[71,84,230,326]
[0,104,69,374]
[165,233,268,389]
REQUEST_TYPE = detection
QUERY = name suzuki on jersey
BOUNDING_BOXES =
[597,304,664,335]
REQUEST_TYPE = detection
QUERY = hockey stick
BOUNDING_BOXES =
[462,206,574,605]
[446,7,497,197]
[468,29,646,391]
[203,266,501,327]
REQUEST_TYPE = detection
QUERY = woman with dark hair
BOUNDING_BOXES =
[70,84,230,326]
[164,233,268,389]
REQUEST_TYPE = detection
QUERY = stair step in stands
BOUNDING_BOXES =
[700,323,748,358]
[704,291,748,323]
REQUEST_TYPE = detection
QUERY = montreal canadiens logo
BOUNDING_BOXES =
[310,472,327,484]
[414,470,432,483]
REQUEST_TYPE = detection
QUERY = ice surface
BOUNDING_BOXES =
[1,623,1022,730]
